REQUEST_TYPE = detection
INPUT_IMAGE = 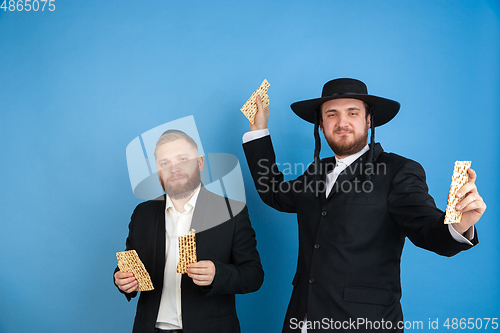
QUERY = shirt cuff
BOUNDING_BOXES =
[242,129,270,143]
[448,223,474,246]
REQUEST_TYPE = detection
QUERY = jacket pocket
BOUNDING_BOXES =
[343,286,392,306]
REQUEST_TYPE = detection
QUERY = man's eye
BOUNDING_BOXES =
[161,162,169,166]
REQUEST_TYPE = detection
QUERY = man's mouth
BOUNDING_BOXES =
[169,176,187,183]
[335,130,352,135]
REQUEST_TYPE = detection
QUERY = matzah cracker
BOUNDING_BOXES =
[116,250,154,291]
[240,79,270,124]
[177,229,197,274]
[444,161,471,224]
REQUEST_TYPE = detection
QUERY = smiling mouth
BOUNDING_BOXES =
[334,127,352,135]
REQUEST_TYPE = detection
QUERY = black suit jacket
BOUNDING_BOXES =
[115,186,264,333]
[243,136,477,333]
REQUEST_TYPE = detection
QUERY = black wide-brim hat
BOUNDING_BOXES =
[290,78,400,127]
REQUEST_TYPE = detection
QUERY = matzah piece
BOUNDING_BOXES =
[177,229,197,274]
[116,250,154,291]
[444,161,471,224]
[240,79,270,124]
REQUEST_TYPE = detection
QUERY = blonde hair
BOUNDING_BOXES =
[154,130,198,159]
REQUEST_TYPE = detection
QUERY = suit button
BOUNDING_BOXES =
[321,211,327,216]
[314,244,320,249]
[309,278,315,284]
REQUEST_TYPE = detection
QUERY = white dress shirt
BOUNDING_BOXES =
[156,186,201,330]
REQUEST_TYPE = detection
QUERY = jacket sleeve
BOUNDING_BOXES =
[206,206,264,296]
[113,206,140,301]
[388,158,477,257]
[243,135,303,213]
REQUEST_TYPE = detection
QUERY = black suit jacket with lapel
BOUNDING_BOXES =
[243,135,477,333]
[115,186,264,333]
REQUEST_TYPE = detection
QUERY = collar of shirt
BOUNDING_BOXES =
[333,144,370,173]
[325,145,369,197]
[156,185,202,330]
[165,185,201,215]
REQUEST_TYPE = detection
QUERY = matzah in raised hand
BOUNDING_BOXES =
[177,229,197,274]
[116,250,154,291]
[444,161,471,224]
[240,79,270,124]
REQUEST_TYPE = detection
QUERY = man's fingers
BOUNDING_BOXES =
[187,267,207,274]
[455,192,477,211]
[187,261,208,268]
[188,260,213,268]
[455,168,478,200]
[456,192,485,212]
[187,260,215,286]
[190,277,211,286]
[115,271,138,293]
[188,273,211,280]
[249,95,270,131]
[256,95,263,113]
[115,271,134,279]
[467,168,477,184]
[456,182,476,199]
[189,272,213,286]
[121,280,139,293]
[187,261,214,274]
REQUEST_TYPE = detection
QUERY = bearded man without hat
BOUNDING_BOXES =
[242,78,486,333]
[115,129,264,333]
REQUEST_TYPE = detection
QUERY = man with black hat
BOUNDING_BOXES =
[242,78,486,332]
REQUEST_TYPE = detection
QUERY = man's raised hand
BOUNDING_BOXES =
[249,95,270,131]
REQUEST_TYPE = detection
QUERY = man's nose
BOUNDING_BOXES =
[169,162,182,173]
[337,113,349,127]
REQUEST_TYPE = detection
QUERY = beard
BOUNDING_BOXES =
[160,168,201,200]
[326,126,369,157]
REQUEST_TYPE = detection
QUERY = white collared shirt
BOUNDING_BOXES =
[156,186,201,330]
[325,145,370,197]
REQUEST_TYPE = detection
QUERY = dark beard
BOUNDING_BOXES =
[161,170,201,200]
[327,127,368,157]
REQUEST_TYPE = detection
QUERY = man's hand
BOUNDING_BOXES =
[452,168,487,235]
[187,260,216,286]
[249,95,270,131]
[114,271,138,293]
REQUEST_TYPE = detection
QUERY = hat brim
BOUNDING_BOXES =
[290,93,400,127]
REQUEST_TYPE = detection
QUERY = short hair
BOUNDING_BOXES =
[154,129,198,159]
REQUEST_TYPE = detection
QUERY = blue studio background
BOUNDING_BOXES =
[1,1,499,332]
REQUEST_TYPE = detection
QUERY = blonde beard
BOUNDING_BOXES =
[159,170,201,200]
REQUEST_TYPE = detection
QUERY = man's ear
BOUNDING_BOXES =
[197,155,204,171]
